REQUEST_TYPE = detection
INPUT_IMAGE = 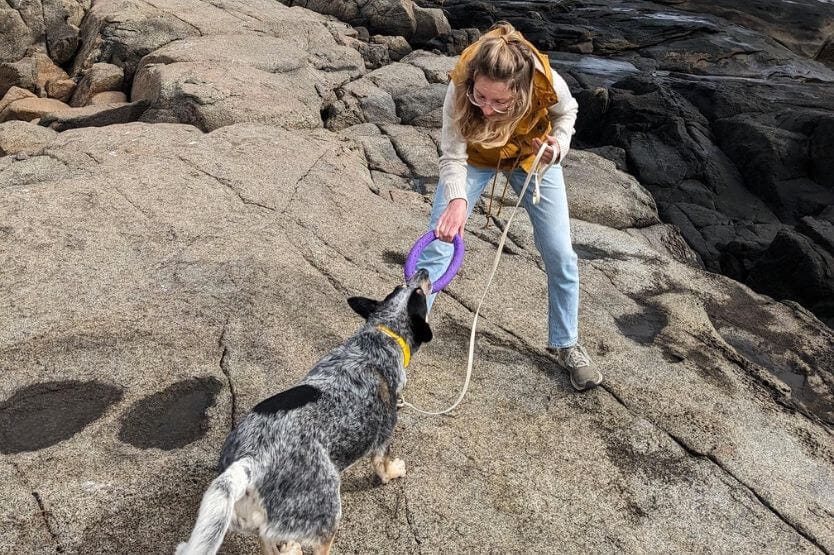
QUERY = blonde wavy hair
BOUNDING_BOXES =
[452,22,535,149]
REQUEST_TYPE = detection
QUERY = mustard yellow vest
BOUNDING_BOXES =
[448,29,558,173]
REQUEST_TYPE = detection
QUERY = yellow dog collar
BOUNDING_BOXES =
[376,325,411,368]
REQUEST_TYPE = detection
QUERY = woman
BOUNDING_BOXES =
[417,22,602,391]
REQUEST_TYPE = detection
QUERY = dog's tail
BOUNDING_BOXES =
[175,457,255,555]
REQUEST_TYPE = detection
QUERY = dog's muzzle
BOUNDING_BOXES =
[408,268,431,295]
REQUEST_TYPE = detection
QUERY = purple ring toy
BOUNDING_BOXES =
[404,231,464,293]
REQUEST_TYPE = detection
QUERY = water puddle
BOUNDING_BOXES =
[721,333,833,424]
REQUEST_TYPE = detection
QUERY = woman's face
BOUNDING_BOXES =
[471,75,515,119]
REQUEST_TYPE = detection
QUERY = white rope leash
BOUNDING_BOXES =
[401,143,557,416]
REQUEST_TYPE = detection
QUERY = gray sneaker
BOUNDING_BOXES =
[549,343,602,391]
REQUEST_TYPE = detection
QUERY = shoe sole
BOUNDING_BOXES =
[570,374,603,392]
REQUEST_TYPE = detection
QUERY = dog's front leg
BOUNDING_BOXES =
[370,446,406,484]
[274,540,302,555]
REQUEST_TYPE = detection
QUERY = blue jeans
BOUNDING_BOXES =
[417,164,579,348]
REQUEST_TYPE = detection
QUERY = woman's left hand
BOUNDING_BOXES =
[532,136,561,165]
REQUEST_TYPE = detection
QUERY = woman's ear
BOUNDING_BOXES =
[347,297,378,319]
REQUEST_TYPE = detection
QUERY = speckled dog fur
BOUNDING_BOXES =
[176,269,433,555]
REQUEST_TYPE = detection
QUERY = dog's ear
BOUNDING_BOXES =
[410,314,433,344]
[347,297,378,319]
[407,290,432,344]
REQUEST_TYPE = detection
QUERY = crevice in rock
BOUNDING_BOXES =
[198,0,251,25]
[218,322,237,429]
[85,152,103,165]
[32,491,63,553]
[286,226,352,296]
[113,186,152,220]
[376,126,421,179]
[490,214,535,254]
[280,148,330,215]
[140,0,204,36]
[10,462,64,552]
[665,429,829,554]
[599,28,705,56]
[176,155,277,212]
[696,49,765,67]
[35,151,74,170]
[400,483,423,551]
[697,329,832,432]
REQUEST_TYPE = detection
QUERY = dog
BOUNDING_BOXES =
[176,269,433,555]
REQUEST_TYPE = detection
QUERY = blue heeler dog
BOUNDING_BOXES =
[176,269,433,555]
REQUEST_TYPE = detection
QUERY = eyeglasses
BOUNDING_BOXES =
[466,88,516,114]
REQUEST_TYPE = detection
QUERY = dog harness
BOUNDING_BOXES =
[376,325,411,368]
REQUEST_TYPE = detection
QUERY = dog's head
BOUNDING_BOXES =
[347,268,433,351]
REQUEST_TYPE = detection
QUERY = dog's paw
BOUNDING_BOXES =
[386,457,406,481]
[278,541,303,555]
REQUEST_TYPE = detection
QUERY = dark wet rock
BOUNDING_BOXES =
[652,0,834,62]
[615,302,668,345]
[0,381,123,454]
[798,215,834,255]
[746,229,834,328]
[118,377,223,450]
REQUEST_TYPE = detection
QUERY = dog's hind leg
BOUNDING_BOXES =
[259,537,279,555]
[370,446,406,484]
[261,538,304,555]
[312,532,336,555]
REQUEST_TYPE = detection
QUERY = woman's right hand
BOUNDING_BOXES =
[435,198,468,242]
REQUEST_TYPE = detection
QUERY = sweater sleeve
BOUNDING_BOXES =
[547,69,579,164]
[438,82,469,204]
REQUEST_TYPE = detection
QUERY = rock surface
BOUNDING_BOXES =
[0,120,57,155]
[277,0,451,44]
[1,1,833,554]
[0,0,88,64]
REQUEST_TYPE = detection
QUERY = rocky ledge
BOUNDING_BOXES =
[1,0,832,553]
